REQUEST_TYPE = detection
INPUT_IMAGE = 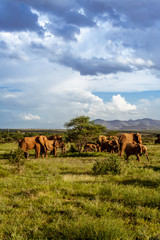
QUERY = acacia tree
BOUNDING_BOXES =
[64,116,106,154]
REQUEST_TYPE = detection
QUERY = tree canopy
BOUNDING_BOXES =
[64,116,106,153]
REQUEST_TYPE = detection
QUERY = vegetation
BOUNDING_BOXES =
[0,132,160,239]
[64,116,106,153]
[0,130,66,144]
[93,155,121,175]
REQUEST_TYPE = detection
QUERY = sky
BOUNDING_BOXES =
[1,0,160,129]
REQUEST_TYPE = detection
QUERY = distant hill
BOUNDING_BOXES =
[94,118,160,130]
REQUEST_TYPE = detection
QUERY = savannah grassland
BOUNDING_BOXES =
[0,134,160,240]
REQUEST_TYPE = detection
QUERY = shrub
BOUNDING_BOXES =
[0,138,5,143]
[6,149,25,167]
[92,155,121,175]
[5,136,14,143]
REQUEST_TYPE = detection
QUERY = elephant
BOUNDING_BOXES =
[98,135,108,144]
[108,136,118,141]
[38,135,56,157]
[18,136,42,159]
[48,135,66,156]
[50,140,66,156]
[109,139,119,153]
[48,135,63,141]
[18,135,55,159]
[118,133,142,156]
[83,143,98,152]
[124,143,149,162]
[100,139,119,153]
[96,143,101,152]
[100,140,109,152]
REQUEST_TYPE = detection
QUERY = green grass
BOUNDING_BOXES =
[0,142,160,239]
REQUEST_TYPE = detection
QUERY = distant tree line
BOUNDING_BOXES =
[0,130,65,144]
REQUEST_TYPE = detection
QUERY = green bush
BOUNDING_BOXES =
[92,155,121,175]
[0,138,5,143]
[5,136,14,143]
[6,149,25,167]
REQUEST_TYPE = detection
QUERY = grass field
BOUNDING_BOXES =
[0,141,160,239]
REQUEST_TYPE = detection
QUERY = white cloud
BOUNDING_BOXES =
[88,69,160,92]
[107,94,136,111]
[22,113,40,121]
[3,93,18,98]
[61,90,137,121]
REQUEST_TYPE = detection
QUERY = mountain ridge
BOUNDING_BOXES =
[94,118,160,130]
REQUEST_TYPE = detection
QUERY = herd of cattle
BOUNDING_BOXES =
[18,132,149,162]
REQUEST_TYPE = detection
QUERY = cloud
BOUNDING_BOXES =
[48,20,80,41]
[87,69,160,92]
[14,0,95,41]
[61,90,137,121]
[30,41,46,50]
[0,40,8,49]
[3,93,18,98]
[137,97,160,120]
[107,94,136,111]
[0,0,160,128]
[22,113,40,120]
[0,0,43,33]
[57,54,132,75]
[110,0,160,28]
[80,0,160,29]
[0,1,157,74]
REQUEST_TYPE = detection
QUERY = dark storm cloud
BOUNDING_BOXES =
[16,0,95,40]
[0,0,159,75]
[0,0,43,33]
[58,54,131,75]
[65,11,94,27]
[78,0,160,28]
[19,0,78,15]
[1,0,160,40]
[77,0,119,20]
[17,0,95,27]
[110,0,160,28]
[47,16,80,41]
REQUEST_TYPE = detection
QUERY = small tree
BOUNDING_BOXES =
[64,116,106,154]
